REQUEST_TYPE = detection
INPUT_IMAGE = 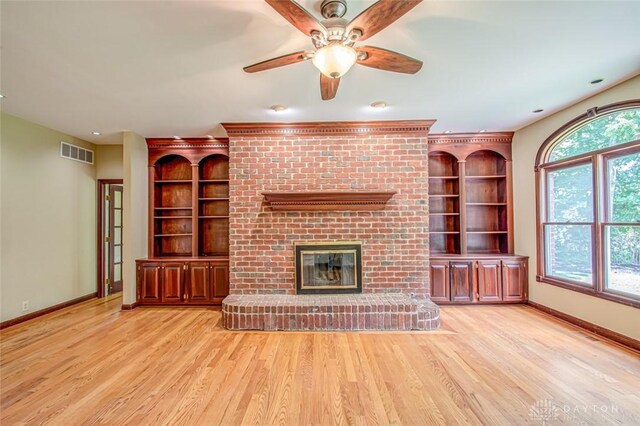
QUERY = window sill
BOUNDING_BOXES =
[536,276,640,309]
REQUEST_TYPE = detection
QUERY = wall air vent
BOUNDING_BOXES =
[60,141,94,165]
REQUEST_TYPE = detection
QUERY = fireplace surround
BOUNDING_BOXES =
[220,120,440,331]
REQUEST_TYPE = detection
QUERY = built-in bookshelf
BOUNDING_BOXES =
[153,155,193,257]
[148,141,230,258]
[428,151,461,254]
[428,137,513,255]
[427,133,527,306]
[139,138,231,307]
[198,154,229,256]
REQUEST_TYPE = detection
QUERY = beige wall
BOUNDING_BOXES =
[0,113,97,321]
[513,75,640,340]
[96,145,123,180]
[122,131,147,305]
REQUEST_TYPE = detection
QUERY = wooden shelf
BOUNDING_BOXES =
[154,233,193,237]
[429,194,459,198]
[199,216,229,219]
[199,198,230,201]
[262,191,396,211]
[466,203,507,206]
[428,176,458,180]
[465,175,506,179]
[154,206,192,210]
[467,231,508,234]
[154,216,192,219]
[199,179,229,183]
[155,180,192,184]
[429,213,460,216]
[429,231,460,234]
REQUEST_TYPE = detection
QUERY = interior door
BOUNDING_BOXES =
[108,185,124,294]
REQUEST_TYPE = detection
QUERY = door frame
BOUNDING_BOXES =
[97,179,124,298]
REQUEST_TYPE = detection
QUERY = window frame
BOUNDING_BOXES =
[535,100,640,308]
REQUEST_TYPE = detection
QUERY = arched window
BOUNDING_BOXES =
[536,100,640,307]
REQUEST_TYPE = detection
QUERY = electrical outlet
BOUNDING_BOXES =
[22,300,29,311]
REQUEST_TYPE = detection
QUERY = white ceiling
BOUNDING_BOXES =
[1,0,639,144]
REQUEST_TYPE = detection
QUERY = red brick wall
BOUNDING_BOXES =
[229,134,430,295]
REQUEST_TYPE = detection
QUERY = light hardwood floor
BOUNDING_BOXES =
[1,295,639,425]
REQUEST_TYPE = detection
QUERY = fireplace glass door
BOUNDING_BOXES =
[295,242,362,294]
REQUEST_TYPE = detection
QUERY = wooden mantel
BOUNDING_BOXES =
[262,191,397,211]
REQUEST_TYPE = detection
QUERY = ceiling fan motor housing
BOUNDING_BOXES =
[321,0,347,19]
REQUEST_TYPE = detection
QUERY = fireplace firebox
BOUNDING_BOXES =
[294,242,363,294]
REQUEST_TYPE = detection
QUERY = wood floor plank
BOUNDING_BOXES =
[1,297,639,425]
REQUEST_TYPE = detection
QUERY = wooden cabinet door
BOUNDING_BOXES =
[211,262,230,298]
[477,260,502,302]
[138,262,161,303]
[502,259,528,302]
[161,262,184,303]
[186,262,210,303]
[429,260,450,302]
[450,261,474,302]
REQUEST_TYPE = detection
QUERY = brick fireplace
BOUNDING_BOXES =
[220,121,440,331]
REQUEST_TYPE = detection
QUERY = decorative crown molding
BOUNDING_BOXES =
[146,138,229,149]
[221,120,436,137]
[429,132,514,145]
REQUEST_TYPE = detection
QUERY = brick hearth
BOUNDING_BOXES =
[222,294,440,331]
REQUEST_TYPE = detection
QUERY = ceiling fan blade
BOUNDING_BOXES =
[347,0,422,41]
[243,51,310,73]
[356,46,423,74]
[320,74,340,100]
[265,0,325,36]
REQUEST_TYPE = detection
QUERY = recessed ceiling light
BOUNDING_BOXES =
[92,131,101,136]
[479,129,487,133]
[590,78,604,84]
[173,136,181,140]
[0,94,5,99]
[206,135,214,139]
[370,101,387,109]
[533,109,544,113]
[270,104,287,112]
[444,130,452,134]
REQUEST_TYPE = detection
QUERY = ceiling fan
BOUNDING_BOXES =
[244,0,423,100]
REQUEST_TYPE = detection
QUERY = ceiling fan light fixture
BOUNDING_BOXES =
[312,43,357,79]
